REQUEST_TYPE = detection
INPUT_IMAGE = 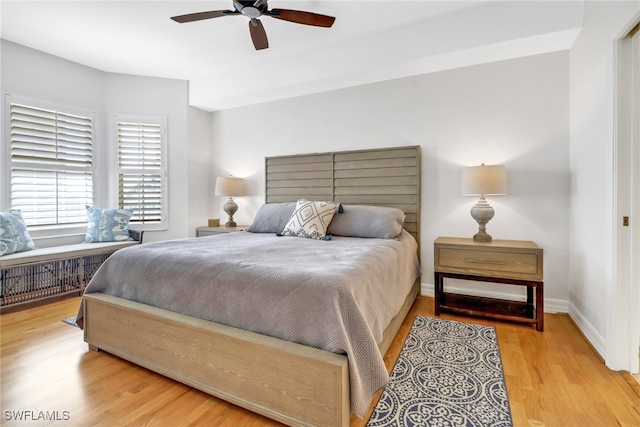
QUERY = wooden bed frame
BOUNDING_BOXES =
[83,146,421,427]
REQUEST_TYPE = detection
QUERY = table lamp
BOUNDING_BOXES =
[461,164,507,242]
[215,176,245,227]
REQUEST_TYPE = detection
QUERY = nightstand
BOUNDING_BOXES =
[196,226,249,237]
[434,237,544,331]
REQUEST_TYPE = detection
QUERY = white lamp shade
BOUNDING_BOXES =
[215,176,245,197]
[461,164,507,196]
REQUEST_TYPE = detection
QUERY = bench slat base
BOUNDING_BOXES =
[1,232,142,310]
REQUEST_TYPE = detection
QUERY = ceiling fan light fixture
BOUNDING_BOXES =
[241,7,261,19]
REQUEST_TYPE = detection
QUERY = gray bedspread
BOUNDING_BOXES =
[77,230,420,417]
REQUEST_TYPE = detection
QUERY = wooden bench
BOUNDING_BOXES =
[0,230,143,311]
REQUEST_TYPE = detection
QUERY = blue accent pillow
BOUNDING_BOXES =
[85,205,134,243]
[0,210,36,256]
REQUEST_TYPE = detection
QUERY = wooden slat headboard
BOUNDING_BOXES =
[265,146,421,246]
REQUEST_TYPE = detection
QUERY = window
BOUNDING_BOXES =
[116,117,167,230]
[8,98,94,226]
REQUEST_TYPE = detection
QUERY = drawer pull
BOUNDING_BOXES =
[465,258,507,265]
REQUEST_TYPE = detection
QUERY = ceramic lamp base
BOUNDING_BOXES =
[223,197,238,228]
[470,197,495,242]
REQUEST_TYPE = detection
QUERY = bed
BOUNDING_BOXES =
[78,145,421,427]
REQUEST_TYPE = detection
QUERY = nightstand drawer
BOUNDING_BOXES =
[438,247,539,277]
[434,237,543,281]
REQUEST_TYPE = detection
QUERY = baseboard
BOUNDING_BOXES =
[421,282,569,314]
[568,302,607,360]
[420,282,605,360]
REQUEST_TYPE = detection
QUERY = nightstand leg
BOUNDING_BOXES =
[526,286,534,318]
[536,282,544,332]
[434,272,442,316]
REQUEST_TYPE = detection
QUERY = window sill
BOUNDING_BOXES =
[28,224,87,241]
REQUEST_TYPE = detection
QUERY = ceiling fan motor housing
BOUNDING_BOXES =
[238,0,268,14]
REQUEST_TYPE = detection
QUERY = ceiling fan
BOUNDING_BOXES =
[171,0,336,51]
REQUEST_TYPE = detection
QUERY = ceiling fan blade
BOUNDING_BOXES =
[249,19,269,50]
[171,10,236,23]
[267,9,335,28]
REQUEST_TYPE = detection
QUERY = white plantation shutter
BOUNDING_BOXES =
[117,118,167,229]
[9,101,94,226]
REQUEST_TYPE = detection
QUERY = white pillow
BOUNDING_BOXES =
[281,199,339,240]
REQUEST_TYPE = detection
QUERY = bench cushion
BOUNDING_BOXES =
[0,241,139,268]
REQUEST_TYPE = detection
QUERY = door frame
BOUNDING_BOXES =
[610,12,640,374]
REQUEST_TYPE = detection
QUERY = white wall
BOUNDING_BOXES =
[0,40,207,246]
[187,106,213,237]
[211,51,571,308]
[569,1,640,367]
[0,40,106,113]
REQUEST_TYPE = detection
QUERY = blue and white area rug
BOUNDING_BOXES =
[62,316,78,328]
[367,316,513,427]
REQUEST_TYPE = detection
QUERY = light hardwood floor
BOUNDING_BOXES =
[1,296,639,427]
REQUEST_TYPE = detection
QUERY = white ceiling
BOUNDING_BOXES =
[1,1,585,111]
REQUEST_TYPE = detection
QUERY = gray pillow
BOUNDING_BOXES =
[247,202,296,233]
[327,205,405,239]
